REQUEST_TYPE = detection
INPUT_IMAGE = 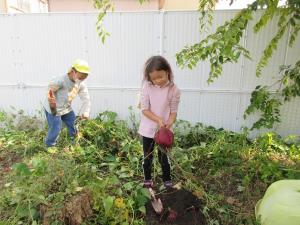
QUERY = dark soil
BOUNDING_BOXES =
[145,188,206,225]
[0,151,21,187]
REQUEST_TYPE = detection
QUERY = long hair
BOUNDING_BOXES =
[143,55,173,84]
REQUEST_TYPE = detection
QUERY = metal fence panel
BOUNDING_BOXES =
[0,11,299,136]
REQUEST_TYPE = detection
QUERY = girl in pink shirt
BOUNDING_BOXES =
[138,56,181,188]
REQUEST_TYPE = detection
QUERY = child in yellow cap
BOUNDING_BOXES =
[43,59,91,147]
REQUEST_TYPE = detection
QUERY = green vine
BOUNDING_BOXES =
[93,0,114,43]
[176,0,300,130]
[198,0,218,33]
[176,7,252,83]
[93,0,148,43]
[244,86,282,130]
[244,60,300,130]
[281,60,300,101]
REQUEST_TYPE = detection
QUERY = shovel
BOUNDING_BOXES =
[148,188,163,214]
[48,90,57,115]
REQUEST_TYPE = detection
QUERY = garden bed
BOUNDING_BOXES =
[0,111,299,224]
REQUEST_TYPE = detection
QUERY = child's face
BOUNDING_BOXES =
[76,72,88,81]
[72,70,88,81]
[149,70,169,87]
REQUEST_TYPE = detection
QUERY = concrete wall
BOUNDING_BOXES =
[162,0,198,10]
[0,0,7,13]
[0,0,48,13]
[48,0,158,12]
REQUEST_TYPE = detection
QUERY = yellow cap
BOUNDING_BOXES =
[72,59,90,74]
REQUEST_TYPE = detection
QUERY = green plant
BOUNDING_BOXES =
[0,112,299,225]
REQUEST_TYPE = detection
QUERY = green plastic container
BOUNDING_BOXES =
[255,180,300,225]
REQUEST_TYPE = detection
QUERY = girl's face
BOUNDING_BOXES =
[149,70,169,87]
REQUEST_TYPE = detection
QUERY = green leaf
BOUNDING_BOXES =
[140,188,151,199]
[123,182,134,191]
[103,196,115,215]
[16,205,30,218]
[121,222,129,225]
[135,188,151,207]
[12,163,31,176]
[31,158,47,176]
[139,206,146,214]
[109,175,119,185]
[290,18,296,26]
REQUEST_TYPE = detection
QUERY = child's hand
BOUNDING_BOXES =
[166,113,177,129]
[166,120,174,129]
[80,115,88,120]
[157,118,165,128]
[48,90,56,108]
[165,121,173,129]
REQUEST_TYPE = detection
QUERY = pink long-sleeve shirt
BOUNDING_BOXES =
[138,81,181,138]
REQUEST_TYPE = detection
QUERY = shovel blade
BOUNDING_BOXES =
[148,188,163,214]
[151,198,163,214]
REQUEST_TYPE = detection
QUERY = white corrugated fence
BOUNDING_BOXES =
[0,10,299,136]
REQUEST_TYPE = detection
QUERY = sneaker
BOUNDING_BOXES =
[143,180,153,188]
[164,180,173,188]
[47,146,58,154]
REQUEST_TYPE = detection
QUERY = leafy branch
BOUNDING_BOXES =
[244,86,282,130]
[93,0,149,43]
[256,2,300,76]
[244,60,300,130]
[93,0,114,43]
[198,0,218,33]
[177,0,300,130]
[176,7,252,83]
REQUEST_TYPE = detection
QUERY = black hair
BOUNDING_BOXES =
[143,55,173,83]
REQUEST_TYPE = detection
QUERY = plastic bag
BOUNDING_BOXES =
[255,179,300,225]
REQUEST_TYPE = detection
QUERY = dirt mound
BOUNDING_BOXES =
[146,188,206,225]
[63,191,93,225]
[40,191,93,225]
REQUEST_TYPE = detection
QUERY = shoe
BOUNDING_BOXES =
[47,146,58,154]
[143,180,153,188]
[164,180,173,188]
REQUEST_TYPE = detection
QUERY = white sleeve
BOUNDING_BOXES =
[78,82,91,117]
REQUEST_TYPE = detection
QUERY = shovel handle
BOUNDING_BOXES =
[148,188,157,200]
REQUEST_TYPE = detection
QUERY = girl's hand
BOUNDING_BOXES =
[165,121,173,129]
[166,113,177,129]
[157,118,165,128]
